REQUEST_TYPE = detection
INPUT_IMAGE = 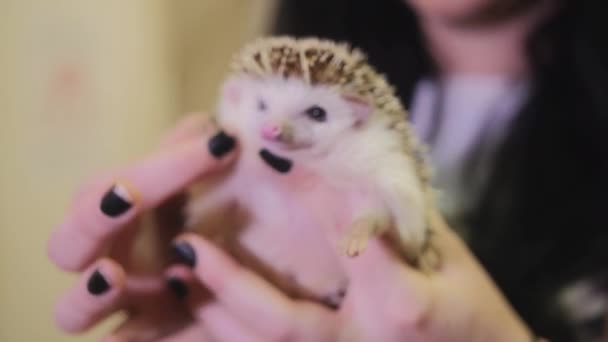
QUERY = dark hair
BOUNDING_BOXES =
[274,1,608,340]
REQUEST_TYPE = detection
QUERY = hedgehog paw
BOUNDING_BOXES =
[340,221,376,257]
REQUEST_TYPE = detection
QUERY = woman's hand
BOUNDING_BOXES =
[49,113,533,341]
[165,212,534,342]
[47,114,239,341]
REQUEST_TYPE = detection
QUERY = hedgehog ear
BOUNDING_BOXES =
[222,77,246,105]
[343,94,371,125]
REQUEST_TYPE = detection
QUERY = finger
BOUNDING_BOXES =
[171,234,303,339]
[104,314,192,342]
[48,131,238,271]
[156,324,215,342]
[426,210,502,288]
[164,266,261,341]
[105,272,193,342]
[159,113,212,148]
[164,265,200,302]
[338,210,465,299]
[195,304,261,342]
[426,209,472,264]
[106,325,216,342]
[66,114,211,209]
[54,258,126,333]
[73,113,211,203]
[339,238,432,327]
[105,268,234,342]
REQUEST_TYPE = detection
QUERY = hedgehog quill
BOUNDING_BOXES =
[186,37,440,308]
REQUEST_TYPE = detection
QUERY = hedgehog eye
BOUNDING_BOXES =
[258,99,267,111]
[305,105,327,122]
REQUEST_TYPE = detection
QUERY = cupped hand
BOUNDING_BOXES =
[166,211,533,342]
[49,114,533,342]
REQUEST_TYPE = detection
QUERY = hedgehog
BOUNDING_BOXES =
[186,36,439,308]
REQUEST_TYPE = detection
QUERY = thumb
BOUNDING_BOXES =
[339,238,433,326]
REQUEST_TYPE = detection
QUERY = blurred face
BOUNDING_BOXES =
[406,0,536,26]
[407,0,490,22]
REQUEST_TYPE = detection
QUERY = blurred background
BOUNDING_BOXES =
[0,1,276,340]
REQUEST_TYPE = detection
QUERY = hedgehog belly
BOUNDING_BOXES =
[233,178,349,305]
[190,173,349,307]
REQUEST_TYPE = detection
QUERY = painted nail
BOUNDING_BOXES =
[259,148,293,173]
[87,270,110,296]
[167,277,188,300]
[208,131,236,158]
[100,184,133,217]
[322,287,347,310]
[172,242,196,268]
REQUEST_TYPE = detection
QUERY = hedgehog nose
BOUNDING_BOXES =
[261,123,282,140]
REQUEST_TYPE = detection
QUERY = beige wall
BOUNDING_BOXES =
[0,1,275,340]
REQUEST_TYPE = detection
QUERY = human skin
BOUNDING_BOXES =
[48,114,533,341]
[408,0,553,76]
[49,0,557,339]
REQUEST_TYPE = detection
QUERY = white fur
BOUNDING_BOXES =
[187,76,430,300]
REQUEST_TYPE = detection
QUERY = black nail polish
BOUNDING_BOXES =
[100,184,133,217]
[208,131,236,158]
[259,148,293,173]
[167,277,188,300]
[87,270,110,295]
[173,242,196,268]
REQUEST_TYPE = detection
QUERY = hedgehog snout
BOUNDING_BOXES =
[261,122,282,141]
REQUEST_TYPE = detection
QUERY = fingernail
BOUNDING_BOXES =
[172,242,196,268]
[259,148,293,173]
[167,277,189,300]
[208,131,235,158]
[87,269,110,295]
[100,183,133,217]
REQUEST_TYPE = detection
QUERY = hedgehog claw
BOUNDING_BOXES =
[340,222,375,258]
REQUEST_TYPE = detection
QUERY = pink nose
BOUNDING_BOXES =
[261,123,282,140]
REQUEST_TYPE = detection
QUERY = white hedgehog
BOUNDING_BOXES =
[186,36,439,307]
